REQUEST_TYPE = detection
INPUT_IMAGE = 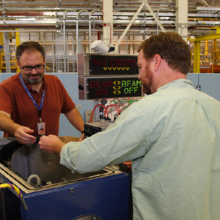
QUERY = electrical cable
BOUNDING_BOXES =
[106,104,120,116]
[90,104,109,123]
[0,183,28,210]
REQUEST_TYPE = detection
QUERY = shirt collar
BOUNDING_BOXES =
[157,79,193,91]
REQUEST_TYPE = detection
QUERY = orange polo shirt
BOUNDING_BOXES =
[0,73,75,137]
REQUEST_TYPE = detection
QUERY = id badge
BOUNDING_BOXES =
[37,122,46,135]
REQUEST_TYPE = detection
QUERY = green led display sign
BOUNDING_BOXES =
[87,77,142,99]
[89,55,138,75]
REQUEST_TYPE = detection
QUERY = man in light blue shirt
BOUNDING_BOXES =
[39,32,220,220]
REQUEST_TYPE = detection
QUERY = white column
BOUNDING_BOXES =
[103,0,113,47]
[130,35,134,55]
[85,34,89,53]
[176,0,188,42]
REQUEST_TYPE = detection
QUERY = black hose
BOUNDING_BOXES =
[0,136,40,166]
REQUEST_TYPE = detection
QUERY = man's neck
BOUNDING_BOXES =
[153,66,187,93]
[30,81,43,93]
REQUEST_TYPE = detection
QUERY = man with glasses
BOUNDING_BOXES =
[0,41,84,144]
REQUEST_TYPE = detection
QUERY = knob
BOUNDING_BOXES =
[78,85,84,90]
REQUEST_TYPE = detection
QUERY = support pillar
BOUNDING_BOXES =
[103,0,113,47]
[176,0,188,42]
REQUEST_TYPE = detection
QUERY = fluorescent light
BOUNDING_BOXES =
[19,18,36,21]
[197,7,220,11]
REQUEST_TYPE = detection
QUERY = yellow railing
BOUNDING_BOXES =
[191,49,220,73]
[0,53,17,70]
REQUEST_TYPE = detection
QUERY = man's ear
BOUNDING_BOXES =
[16,60,21,70]
[153,54,162,71]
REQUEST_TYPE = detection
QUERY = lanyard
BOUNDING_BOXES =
[19,73,45,122]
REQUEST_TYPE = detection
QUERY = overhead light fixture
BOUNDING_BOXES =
[197,6,220,11]
[19,18,36,21]
[160,17,170,20]
[43,12,56,16]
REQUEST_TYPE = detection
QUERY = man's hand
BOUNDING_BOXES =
[79,133,84,142]
[123,161,132,170]
[39,135,65,154]
[14,126,36,145]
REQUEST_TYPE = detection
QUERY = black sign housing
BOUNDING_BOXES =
[87,77,141,99]
[89,55,138,75]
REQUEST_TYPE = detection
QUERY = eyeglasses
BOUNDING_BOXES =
[20,64,44,71]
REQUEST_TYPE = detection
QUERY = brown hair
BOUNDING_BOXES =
[137,32,191,74]
[16,41,45,62]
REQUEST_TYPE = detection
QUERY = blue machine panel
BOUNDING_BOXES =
[187,73,199,89]
[0,138,131,220]
[187,73,220,102]
[199,73,220,102]
[0,166,131,220]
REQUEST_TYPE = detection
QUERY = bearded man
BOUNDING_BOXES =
[0,41,84,144]
[39,32,220,220]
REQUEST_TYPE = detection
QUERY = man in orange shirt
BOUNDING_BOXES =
[0,41,84,144]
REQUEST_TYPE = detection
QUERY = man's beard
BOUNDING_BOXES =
[142,65,153,95]
[27,73,43,84]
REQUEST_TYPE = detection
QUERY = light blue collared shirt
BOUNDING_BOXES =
[61,79,220,220]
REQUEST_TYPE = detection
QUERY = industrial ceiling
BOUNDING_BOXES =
[0,0,219,36]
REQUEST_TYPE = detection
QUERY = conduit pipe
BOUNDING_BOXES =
[115,1,145,53]
[63,9,87,72]
[76,10,87,56]
[157,7,162,35]
[52,32,55,73]
[115,0,166,52]
[143,0,166,32]
[63,9,75,73]
[89,9,101,52]
[199,0,210,7]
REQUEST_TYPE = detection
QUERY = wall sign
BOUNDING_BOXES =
[89,55,138,75]
[87,77,142,99]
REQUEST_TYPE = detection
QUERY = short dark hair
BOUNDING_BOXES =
[16,41,45,62]
[137,32,191,75]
